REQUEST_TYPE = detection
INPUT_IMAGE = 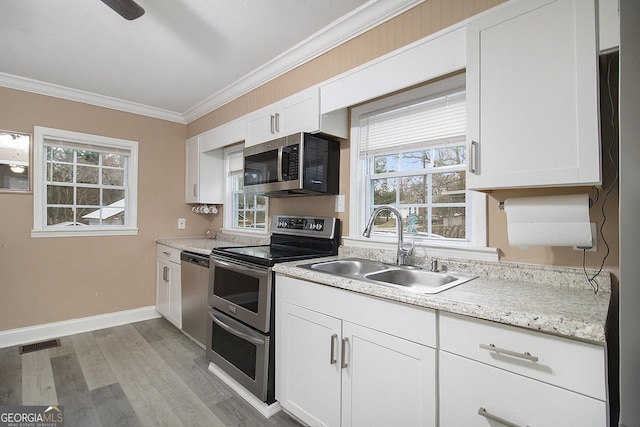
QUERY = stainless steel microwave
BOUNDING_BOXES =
[243,132,340,197]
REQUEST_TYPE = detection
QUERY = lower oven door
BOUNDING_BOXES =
[206,308,271,401]
[210,255,272,333]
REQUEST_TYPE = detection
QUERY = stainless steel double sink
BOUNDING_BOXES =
[298,258,477,294]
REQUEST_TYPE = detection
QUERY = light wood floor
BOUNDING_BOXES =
[0,318,302,427]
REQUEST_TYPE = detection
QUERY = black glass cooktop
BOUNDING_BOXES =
[211,215,340,267]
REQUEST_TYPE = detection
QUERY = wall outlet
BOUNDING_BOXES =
[335,194,346,213]
[178,218,186,229]
[574,222,597,251]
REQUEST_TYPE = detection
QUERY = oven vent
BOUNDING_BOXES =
[19,339,61,354]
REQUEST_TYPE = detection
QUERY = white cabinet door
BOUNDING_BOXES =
[466,0,600,190]
[277,302,342,427]
[156,257,170,318]
[167,261,181,329]
[246,107,277,147]
[246,87,347,147]
[342,321,436,427]
[440,351,607,427]
[184,136,225,204]
[185,136,199,203]
[277,88,320,138]
[155,245,181,329]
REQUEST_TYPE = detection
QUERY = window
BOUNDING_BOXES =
[349,74,486,247]
[32,127,138,237]
[225,147,268,231]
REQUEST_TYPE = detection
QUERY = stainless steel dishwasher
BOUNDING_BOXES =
[180,251,209,347]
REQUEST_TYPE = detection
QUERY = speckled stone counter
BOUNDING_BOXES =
[156,233,269,256]
[273,253,611,344]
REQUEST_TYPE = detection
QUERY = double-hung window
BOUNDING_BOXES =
[349,74,486,248]
[224,146,268,232]
[32,127,138,237]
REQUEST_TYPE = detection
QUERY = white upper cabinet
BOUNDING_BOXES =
[599,0,619,52]
[320,28,466,114]
[466,0,601,190]
[185,118,245,204]
[246,87,347,147]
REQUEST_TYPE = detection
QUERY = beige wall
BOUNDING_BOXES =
[0,87,215,331]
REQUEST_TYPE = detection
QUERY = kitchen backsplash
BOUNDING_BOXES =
[339,246,611,293]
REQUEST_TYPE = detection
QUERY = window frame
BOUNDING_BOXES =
[223,144,268,235]
[31,126,139,238]
[348,74,490,257]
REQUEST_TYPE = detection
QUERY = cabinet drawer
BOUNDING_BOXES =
[156,244,181,264]
[439,312,606,400]
[440,351,606,427]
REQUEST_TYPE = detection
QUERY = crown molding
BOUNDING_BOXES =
[182,0,424,123]
[0,72,186,124]
[0,0,422,125]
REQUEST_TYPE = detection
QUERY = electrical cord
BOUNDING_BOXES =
[582,52,620,294]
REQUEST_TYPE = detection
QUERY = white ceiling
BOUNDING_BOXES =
[0,0,420,123]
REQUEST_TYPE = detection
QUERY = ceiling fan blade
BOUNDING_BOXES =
[100,0,145,20]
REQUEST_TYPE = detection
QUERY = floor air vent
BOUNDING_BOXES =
[19,339,61,354]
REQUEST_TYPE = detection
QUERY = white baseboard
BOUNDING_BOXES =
[208,362,281,418]
[0,306,162,349]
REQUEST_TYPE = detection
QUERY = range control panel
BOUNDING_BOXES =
[272,215,337,238]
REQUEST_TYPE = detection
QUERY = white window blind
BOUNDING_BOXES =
[360,90,466,154]
[228,151,243,175]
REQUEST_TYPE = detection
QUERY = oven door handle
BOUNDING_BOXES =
[211,312,265,346]
[212,258,267,276]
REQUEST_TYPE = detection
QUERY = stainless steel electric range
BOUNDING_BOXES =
[206,215,340,404]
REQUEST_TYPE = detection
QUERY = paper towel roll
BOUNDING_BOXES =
[503,194,592,247]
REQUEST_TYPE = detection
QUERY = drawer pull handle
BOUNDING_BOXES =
[479,343,539,362]
[330,334,338,365]
[478,407,529,427]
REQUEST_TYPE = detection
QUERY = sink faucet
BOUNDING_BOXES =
[363,205,414,266]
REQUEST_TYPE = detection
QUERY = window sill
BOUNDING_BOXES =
[31,227,139,238]
[219,227,268,237]
[342,236,499,262]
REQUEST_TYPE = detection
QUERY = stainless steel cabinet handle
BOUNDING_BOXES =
[479,343,539,363]
[274,113,280,133]
[478,407,529,427]
[193,183,197,197]
[469,140,479,174]
[341,337,349,369]
[330,334,338,365]
[270,114,276,134]
[162,266,169,282]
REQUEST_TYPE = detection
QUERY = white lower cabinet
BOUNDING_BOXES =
[275,277,608,427]
[440,351,606,427]
[276,275,436,427]
[155,244,181,328]
[439,312,607,427]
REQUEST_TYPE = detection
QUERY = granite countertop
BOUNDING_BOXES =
[156,233,269,256]
[273,255,611,344]
[156,237,238,256]
[156,236,611,344]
